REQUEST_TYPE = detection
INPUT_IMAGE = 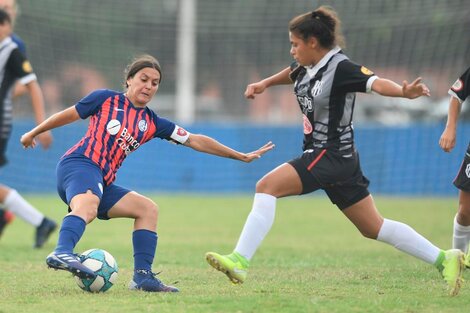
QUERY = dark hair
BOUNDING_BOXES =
[288,6,345,49]
[124,54,162,89]
[0,9,11,25]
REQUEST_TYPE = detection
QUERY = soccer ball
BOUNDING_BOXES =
[74,248,119,293]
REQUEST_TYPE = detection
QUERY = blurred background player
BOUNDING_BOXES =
[20,55,274,292]
[439,66,470,267]
[206,6,465,296]
[0,8,56,248]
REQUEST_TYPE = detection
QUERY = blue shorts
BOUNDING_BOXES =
[56,154,130,220]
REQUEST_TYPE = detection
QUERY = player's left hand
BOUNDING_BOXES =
[240,141,275,163]
[439,128,456,152]
[402,77,430,99]
[20,131,37,149]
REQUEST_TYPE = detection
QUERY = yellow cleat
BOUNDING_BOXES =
[205,251,249,284]
[441,249,465,296]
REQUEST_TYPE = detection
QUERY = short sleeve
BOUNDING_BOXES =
[151,113,177,140]
[289,61,304,82]
[449,67,470,103]
[6,49,37,85]
[75,89,114,119]
[334,59,377,93]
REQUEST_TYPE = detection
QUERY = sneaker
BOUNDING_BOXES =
[441,249,465,296]
[129,269,179,292]
[0,210,14,238]
[46,252,97,279]
[464,250,470,269]
[205,251,249,284]
[35,217,57,248]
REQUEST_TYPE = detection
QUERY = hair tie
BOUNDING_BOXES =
[311,11,320,20]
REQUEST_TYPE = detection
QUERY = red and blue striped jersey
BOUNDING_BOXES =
[64,89,177,185]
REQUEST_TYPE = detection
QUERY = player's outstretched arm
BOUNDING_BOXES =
[21,106,81,149]
[439,96,461,153]
[183,134,275,163]
[372,77,430,99]
[245,67,292,99]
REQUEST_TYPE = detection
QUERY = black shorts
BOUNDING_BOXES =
[453,143,470,192]
[288,149,370,210]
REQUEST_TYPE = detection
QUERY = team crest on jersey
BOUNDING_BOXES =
[311,80,323,97]
[138,120,148,132]
[466,164,470,178]
[452,78,463,92]
[22,61,33,73]
[360,66,373,76]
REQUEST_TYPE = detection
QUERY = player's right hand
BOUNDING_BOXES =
[244,81,267,99]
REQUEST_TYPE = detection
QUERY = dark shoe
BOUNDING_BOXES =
[35,217,57,248]
[0,210,14,238]
[46,252,97,279]
[128,270,179,292]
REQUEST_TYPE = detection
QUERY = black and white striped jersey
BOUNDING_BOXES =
[289,47,377,157]
[0,36,37,166]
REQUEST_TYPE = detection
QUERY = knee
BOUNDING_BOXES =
[73,206,97,223]
[142,200,159,221]
[360,229,379,240]
[457,206,470,224]
[255,177,270,194]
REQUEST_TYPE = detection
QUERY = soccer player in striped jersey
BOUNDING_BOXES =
[20,54,274,292]
[0,8,56,248]
[206,6,465,296]
[439,67,470,268]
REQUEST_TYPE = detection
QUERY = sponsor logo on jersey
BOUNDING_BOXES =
[22,61,33,73]
[451,78,463,92]
[297,95,313,113]
[466,164,470,178]
[311,80,323,97]
[138,119,148,132]
[360,66,373,76]
[106,119,121,135]
[117,127,140,155]
[303,114,313,134]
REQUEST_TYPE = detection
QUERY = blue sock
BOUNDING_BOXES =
[133,229,157,271]
[55,215,86,254]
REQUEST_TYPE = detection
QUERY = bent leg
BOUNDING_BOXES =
[235,163,303,260]
[343,195,440,265]
[108,192,158,271]
[206,163,303,284]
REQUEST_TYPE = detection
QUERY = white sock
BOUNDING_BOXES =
[3,189,44,227]
[377,218,440,265]
[234,193,276,261]
[453,215,470,253]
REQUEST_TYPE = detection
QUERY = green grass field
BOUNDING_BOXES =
[1,194,469,313]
